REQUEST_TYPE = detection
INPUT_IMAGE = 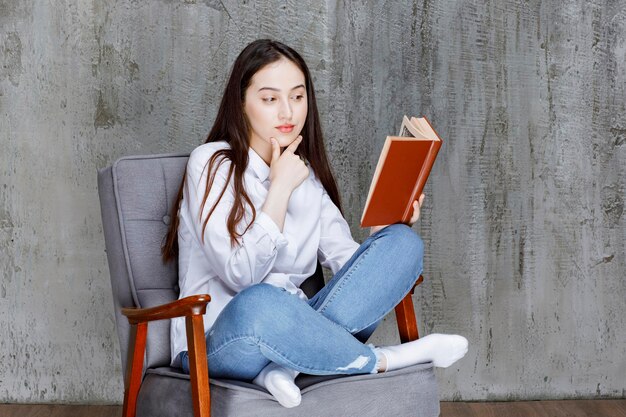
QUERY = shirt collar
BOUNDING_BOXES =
[248,146,271,182]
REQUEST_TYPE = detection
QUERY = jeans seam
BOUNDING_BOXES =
[355,266,424,333]
[319,235,422,333]
[317,238,379,320]
[309,232,383,310]
[208,334,261,357]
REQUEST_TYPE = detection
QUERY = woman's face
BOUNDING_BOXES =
[243,58,308,151]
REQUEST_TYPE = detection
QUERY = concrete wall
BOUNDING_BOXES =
[1,0,624,404]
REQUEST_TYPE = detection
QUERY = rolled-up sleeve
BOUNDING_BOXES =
[317,187,360,275]
[182,148,288,292]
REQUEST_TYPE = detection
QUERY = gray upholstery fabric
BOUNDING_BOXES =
[99,154,189,370]
[98,153,440,417]
[137,363,439,417]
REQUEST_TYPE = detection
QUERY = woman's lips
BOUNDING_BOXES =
[276,125,294,133]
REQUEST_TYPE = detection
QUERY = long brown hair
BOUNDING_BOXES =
[162,39,344,262]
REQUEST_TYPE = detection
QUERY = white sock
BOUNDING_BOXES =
[252,362,302,408]
[376,334,469,371]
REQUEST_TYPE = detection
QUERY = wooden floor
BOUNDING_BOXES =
[440,400,626,416]
[0,400,624,416]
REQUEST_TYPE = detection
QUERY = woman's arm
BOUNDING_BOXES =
[261,136,309,231]
[261,184,291,232]
[317,187,361,274]
[183,147,288,292]
[182,137,308,293]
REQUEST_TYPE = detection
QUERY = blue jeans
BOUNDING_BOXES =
[177,223,423,381]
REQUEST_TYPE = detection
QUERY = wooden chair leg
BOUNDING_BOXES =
[395,275,424,343]
[186,315,211,417]
[123,322,147,417]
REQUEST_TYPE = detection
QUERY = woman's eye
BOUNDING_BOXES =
[292,95,304,101]
[262,97,276,103]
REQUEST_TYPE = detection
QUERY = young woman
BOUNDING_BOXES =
[162,39,468,408]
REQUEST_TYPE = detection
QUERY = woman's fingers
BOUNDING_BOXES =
[270,137,280,165]
[285,135,303,154]
[410,194,425,225]
[267,135,309,191]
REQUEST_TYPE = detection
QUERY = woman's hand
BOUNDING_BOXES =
[369,193,425,235]
[407,193,425,226]
[268,135,309,193]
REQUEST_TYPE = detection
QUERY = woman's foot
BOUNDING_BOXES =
[376,334,469,371]
[252,362,302,408]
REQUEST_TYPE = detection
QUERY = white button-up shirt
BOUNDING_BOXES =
[170,141,360,364]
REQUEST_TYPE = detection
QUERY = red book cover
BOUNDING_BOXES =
[360,116,442,227]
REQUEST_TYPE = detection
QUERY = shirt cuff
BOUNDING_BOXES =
[256,211,289,249]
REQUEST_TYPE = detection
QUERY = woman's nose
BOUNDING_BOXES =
[278,100,293,120]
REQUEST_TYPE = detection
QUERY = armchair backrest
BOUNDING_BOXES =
[98,154,188,371]
[97,154,325,372]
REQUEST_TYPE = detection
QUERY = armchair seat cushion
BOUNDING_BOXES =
[136,362,439,417]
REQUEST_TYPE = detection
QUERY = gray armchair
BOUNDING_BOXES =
[97,153,440,417]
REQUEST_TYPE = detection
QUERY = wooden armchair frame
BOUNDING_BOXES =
[120,275,424,417]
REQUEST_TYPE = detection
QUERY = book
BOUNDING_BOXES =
[360,115,443,227]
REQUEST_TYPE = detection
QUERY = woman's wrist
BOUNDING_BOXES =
[369,225,387,235]
[261,184,292,232]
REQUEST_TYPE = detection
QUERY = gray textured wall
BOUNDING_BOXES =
[1,0,624,404]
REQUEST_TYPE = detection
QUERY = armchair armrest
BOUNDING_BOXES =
[121,294,212,417]
[121,294,211,324]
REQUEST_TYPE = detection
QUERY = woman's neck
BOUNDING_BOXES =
[249,137,273,166]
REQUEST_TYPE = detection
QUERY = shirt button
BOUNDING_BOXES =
[162,215,171,225]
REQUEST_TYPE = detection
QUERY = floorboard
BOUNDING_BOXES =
[0,399,624,416]
[440,400,626,417]
[0,404,122,417]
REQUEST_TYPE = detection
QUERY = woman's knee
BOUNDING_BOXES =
[224,284,296,333]
[230,284,285,316]
[238,282,284,299]
[377,224,424,279]
[382,223,424,256]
